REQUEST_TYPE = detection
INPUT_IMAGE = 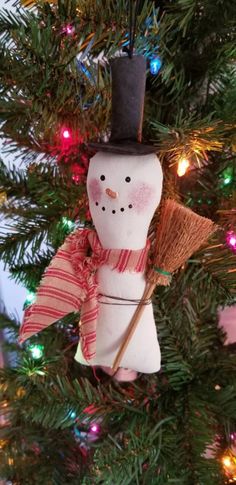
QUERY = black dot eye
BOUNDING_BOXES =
[129,204,133,209]
[125,176,131,183]
[100,175,105,181]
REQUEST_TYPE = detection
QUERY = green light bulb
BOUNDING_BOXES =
[224,176,231,185]
[28,344,44,360]
[62,217,75,231]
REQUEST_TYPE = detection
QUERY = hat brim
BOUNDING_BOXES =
[88,141,158,156]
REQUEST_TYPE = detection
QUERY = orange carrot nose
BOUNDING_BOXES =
[105,188,118,199]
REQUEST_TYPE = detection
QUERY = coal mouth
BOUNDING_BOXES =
[95,203,133,213]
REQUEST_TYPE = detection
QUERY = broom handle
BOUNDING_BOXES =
[112,281,156,373]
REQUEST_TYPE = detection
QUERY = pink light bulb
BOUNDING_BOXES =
[66,25,74,35]
[226,231,236,251]
[229,236,236,248]
[90,424,99,433]
[62,24,75,36]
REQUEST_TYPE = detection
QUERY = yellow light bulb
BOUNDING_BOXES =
[177,158,190,177]
[223,456,232,468]
[0,191,7,205]
[0,439,7,449]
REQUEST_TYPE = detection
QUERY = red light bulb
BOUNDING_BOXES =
[62,129,71,139]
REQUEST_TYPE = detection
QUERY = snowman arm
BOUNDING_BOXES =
[19,228,90,344]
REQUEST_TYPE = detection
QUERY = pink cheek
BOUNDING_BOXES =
[88,178,102,204]
[129,183,155,214]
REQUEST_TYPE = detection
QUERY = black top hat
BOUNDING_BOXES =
[89,55,157,155]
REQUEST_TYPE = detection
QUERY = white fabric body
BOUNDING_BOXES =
[75,152,163,373]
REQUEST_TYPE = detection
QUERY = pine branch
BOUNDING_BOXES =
[196,235,236,298]
[0,160,87,271]
[9,249,54,290]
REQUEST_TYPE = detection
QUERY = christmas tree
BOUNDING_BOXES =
[0,0,236,483]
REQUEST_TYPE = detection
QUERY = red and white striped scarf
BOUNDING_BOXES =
[19,229,150,361]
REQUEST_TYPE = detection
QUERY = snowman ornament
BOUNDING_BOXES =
[75,56,163,381]
[19,55,163,382]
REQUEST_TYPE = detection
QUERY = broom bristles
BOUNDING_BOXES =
[148,199,217,286]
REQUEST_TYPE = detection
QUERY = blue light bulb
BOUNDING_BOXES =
[68,409,77,420]
[150,57,162,75]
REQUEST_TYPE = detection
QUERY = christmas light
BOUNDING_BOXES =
[223,456,232,468]
[90,423,99,433]
[62,217,75,231]
[72,173,80,184]
[74,426,82,439]
[229,236,236,247]
[28,344,44,360]
[71,162,87,185]
[64,24,75,35]
[16,387,26,398]
[24,291,36,307]
[0,439,8,449]
[150,57,162,75]
[177,158,190,177]
[62,129,71,139]
[226,231,236,251]
[222,451,236,481]
[0,191,7,205]
[220,167,234,187]
[67,409,77,420]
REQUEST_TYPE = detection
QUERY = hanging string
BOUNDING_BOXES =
[123,0,140,58]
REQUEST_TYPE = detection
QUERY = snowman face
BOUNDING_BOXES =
[87,152,163,249]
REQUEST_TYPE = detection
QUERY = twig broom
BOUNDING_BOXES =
[112,199,217,372]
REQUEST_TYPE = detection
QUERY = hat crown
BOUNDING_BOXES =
[89,54,157,155]
[110,55,146,144]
